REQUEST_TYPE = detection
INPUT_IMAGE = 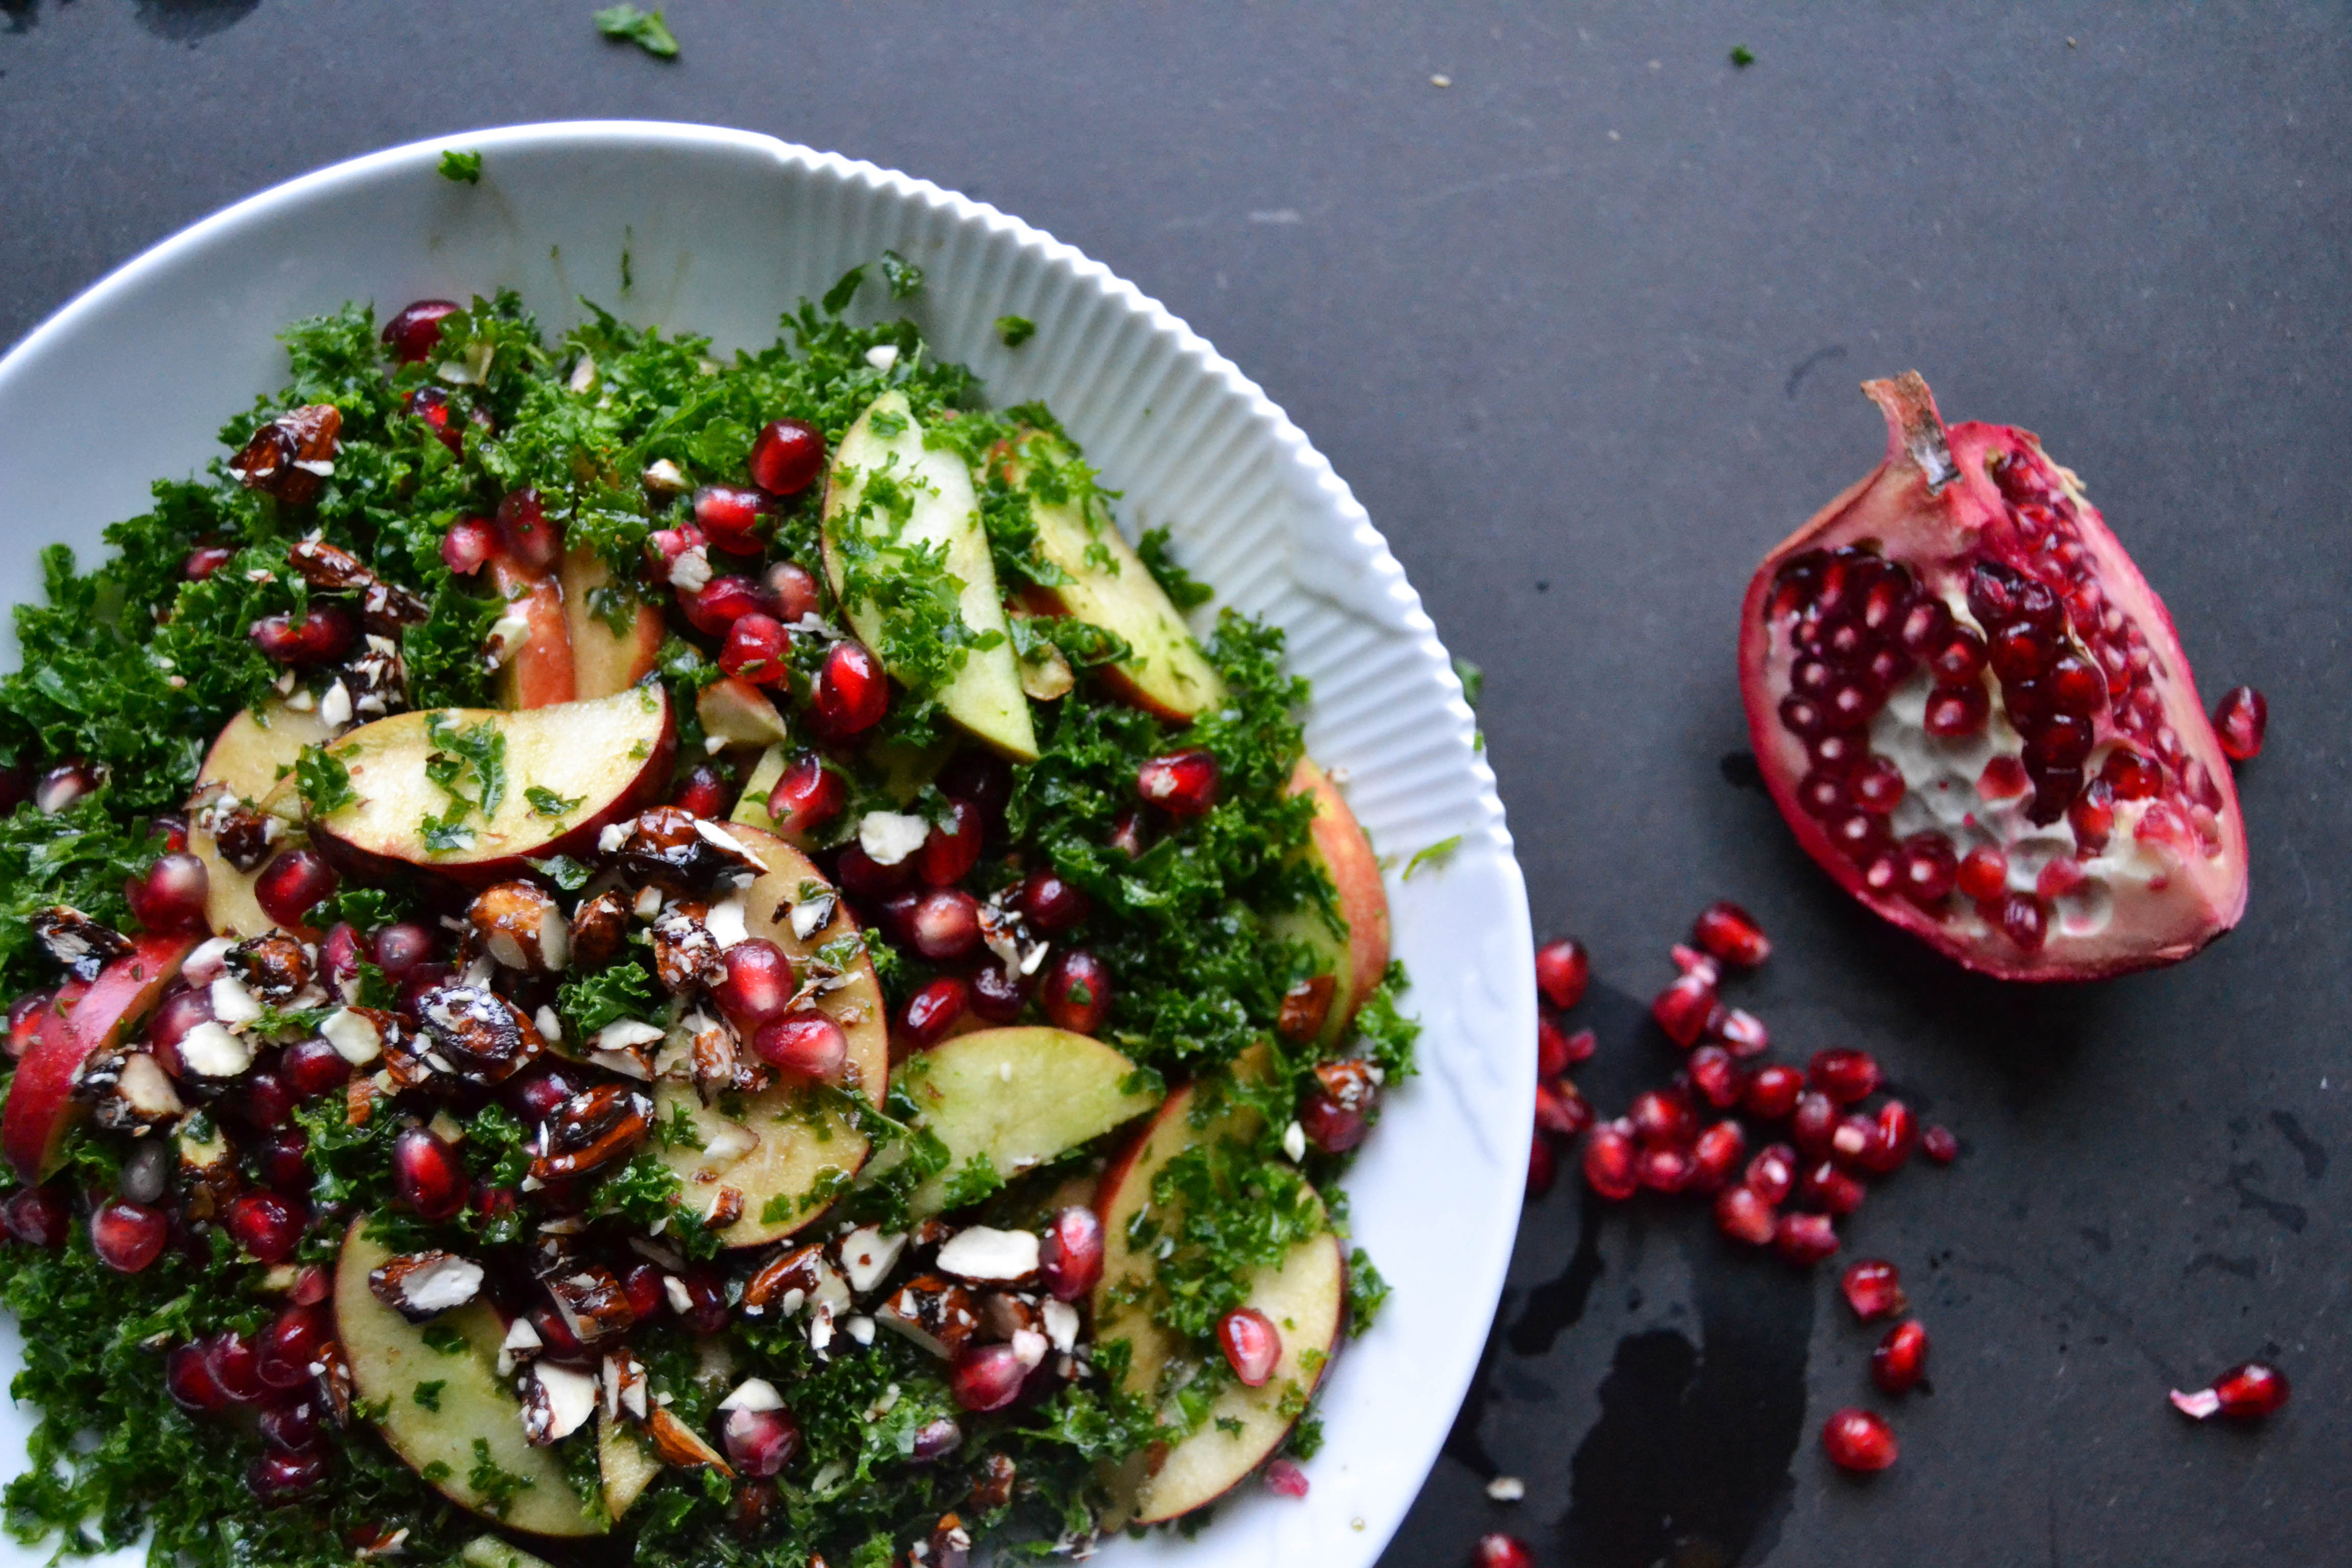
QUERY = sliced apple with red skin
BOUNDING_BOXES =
[888,1026,1160,1218]
[1092,1071,1345,1526]
[990,428,1227,722]
[696,676,790,750]
[488,554,576,712]
[822,390,1038,762]
[4,933,195,1182]
[305,687,674,889]
[655,822,889,1247]
[335,1218,605,1537]
[559,545,663,700]
[1265,757,1391,1046]
[190,701,335,938]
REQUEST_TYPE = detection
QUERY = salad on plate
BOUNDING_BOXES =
[0,263,1413,1567]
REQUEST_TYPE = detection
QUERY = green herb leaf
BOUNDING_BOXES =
[877,250,925,300]
[438,150,483,184]
[411,1380,446,1411]
[1451,655,1484,709]
[294,742,357,818]
[1402,835,1461,880]
[994,315,1036,348]
[525,785,583,819]
[821,264,867,315]
[593,4,679,58]
[1136,526,1215,610]
[1731,44,1756,66]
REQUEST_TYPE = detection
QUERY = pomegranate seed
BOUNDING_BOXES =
[231,1070,295,1131]
[908,889,983,961]
[910,1417,964,1463]
[1526,1133,1557,1197]
[764,560,820,623]
[1686,1046,1741,1109]
[1709,1006,1770,1057]
[2171,1360,2290,1420]
[1774,1211,1839,1267]
[2212,685,2266,762]
[1040,1206,1105,1302]
[126,852,210,935]
[494,488,561,572]
[33,762,98,815]
[316,921,365,996]
[950,1342,1027,1412]
[1107,808,1149,857]
[672,762,732,820]
[1821,1408,1897,1472]
[968,964,1032,1025]
[391,1126,465,1220]
[693,484,769,550]
[767,751,846,837]
[1534,938,1591,1009]
[1746,1143,1798,1205]
[1952,844,2007,903]
[251,604,358,665]
[254,850,338,929]
[1690,1120,1747,1190]
[1635,1143,1694,1193]
[753,1012,849,1082]
[715,940,794,1024]
[1921,1125,1960,1164]
[1627,1089,1696,1148]
[1808,1048,1881,1105]
[258,1393,326,1453]
[1873,1320,1929,1394]
[1583,1123,1637,1200]
[253,1128,312,1195]
[1857,1099,1916,1174]
[1840,1259,1908,1320]
[917,800,984,887]
[184,544,235,581]
[382,299,460,362]
[1264,1457,1310,1499]
[407,385,464,454]
[1671,944,1721,983]
[4,1186,69,1249]
[1536,1017,1573,1077]
[248,1450,326,1504]
[1798,1159,1865,1217]
[206,1332,266,1403]
[1742,1064,1804,1121]
[722,1405,803,1477]
[1018,870,1091,933]
[1651,971,1717,1048]
[90,1199,167,1272]
[1217,1307,1282,1386]
[673,1268,730,1335]
[813,641,889,736]
[834,842,910,903]
[1996,891,2048,951]
[1136,749,1220,817]
[1474,1534,1536,1568]
[1830,1113,1875,1165]
[719,612,790,684]
[372,923,438,978]
[280,1036,352,1100]
[1532,1079,1593,1142]
[167,1341,230,1412]
[1714,1184,1777,1246]
[748,419,826,496]
[1692,900,1771,966]
[1041,950,1112,1035]
[1790,1091,1838,1157]
[899,978,970,1048]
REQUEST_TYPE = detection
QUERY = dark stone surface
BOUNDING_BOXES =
[4,5,2345,1564]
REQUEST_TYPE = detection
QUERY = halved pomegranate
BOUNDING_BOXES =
[1738,373,2247,980]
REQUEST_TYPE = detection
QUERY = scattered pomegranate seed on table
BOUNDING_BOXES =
[1821,1408,1899,1473]
[1262,1457,1310,1499]
[1534,937,1589,1009]
[2212,685,2267,762]
[2170,1360,2290,1421]
[1693,899,1772,966]
[1873,1321,1929,1394]
[1840,1260,1908,1321]
[1472,1534,1536,1568]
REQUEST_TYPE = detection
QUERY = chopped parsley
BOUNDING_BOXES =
[410,1380,446,1411]
[1402,835,1462,880]
[294,741,357,817]
[438,150,483,184]
[593,4,678,58]
[1731,44,1756,67]
[994,314,1036,348]
[524,785,582,818]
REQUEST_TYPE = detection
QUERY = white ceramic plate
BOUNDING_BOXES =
[0,122,1532,1567]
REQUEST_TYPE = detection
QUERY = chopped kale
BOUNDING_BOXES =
[437,150,483,184]
[593,4,679,58]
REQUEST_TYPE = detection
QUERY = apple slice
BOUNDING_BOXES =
[305,687,674,887]
[190,702,336,938]
[560,546,663,700]
[696,676,790,750]
[727,744,790,837]
[488,556,576,712]
[889,1026,1161,1218]
[335,1219,604,1537]
[3,934,195,1181]
[821,390,1037,761]
[1265,758,1391,1047]
[597,1411,660,1520]
[1091,1073,1345,1526]
[654,823,889,1246]
[991,429,1227,722]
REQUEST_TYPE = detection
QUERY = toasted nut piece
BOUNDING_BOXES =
[212,798,281,872]
[835,1226,908,1296]
[286,536,372,592]
[344,1074,382,1126]
[313,1337,354,1425]
[976,1292,1042,1344]
[80,1049,183,1132]
[358,578,429,633]
[741,1243,828,1317]
[468,881,571,973]
[927,1513,974,1568]
[525,1231,582,1281]
[650,903,725,993]
[530,1084,654,1182]
[876,1275,982,1360]
[568,889,630,968]
[521,1360,599,1446]
[968,1454,1017,1511]
[32,905,133,982]
[1277,974,1336,1042]
[176,1119,240,1219]
[1313,1058,1379,1114]
[681,1008,764,1104]
[644,1404,734,1476]
[229,404,341,506]
[413,984,545,1087]
[546,1267,636,1349]
[601,1345,652,1423]
[934,1226,1042,1288]
[701,1187,745,1231]
[227,932,313,1002]
[366,1251,486,1321]
[610,806,764,896]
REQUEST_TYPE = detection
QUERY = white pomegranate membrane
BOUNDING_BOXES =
[1740,374,2246,980]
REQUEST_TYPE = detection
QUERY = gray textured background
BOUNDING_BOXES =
[4,3,2347,1564]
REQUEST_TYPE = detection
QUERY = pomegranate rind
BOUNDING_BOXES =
[1738,373,2248,981]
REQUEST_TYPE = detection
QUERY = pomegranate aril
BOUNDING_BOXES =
[764,560,819,623]
[1670,944,1720,983]
[1651,972,1717,1048]
[950,1342,1028,1413]
[1848,756,1905,814]
[813,641,889,736]
[620,1262,666,1322]
[1774,1211,1840,1267]
[373,922,439,977]
[673,1268,730,1334]
[252,605,358,666]
[1582,1124,1637,1200]
[968,964,1032,1025]
[1714,1184,1778,1246]
[917,800,984,887]
[1790,1091,1838,1157]
[1534,938,1590,1009]
[767,751,847,837]
[1922,681,1991,737]
[493,488,561,572]
[248,1450,327,1504]
[1533,1079,1591,1139]
[681,575,771,636]
[1526,1133,1557,1197]
[126,853,210,935]
[184,543,235,581]
[1136,749,1220,817]
[253,1129,312,1195]
[1040,1205,1106,1302]
[258,1393,326,1453]
[1858,1099,1916,1174]
[1635,1143,1694,1193]
[1018,870,1090,934]
[748,418,825,496]
[235,1070,295,1131]
[672,762,732,820]
[723,1405,803,1478]
[1264,1457,1311,1499]
[167,1342,231,1412]
[281,1035,353,1100]
[1821,1408,1897,1473]
[2170,1360,2290,1421]
[1685,1046,1741,1110]
[834,842,910,902]
[1737,1065,1800,1122]
[1714,1007,1771,1058]
[382,299,460,363]
[255,850,337,929]
[2067,779,2117,853]
[899,978,970,1048]
[1954,845,2008,902]
[1898,832,1958,906]
[2211,685,2266,762]
[90,1199,167,1272]
[1873,1320,1929,1394]
[693,484,769,550]
[1745,1143,1797,1206]
[1692,900,1771,966]
[3,1186,69,1249]
[1840,1259,1908,1321]
[1921,1125,1960,1164]
[1041,950,1112,1035]
[1690,1120,1747,1190]
[1808,1048,1881,1105]
[905,889,981,962]
[206,1332,266,1403]
[391,1126,465,1220]
[1474,1535,1536,1568]
[1627,1089,1696,1148]
[1997,892,2049,952]
[1798,1159,1865,1217]
[754,1012,848,1082]
[1217,1307,1282,1386]
[716,939,794,1024]
[719,612,790,684]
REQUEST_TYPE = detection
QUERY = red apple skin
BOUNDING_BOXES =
[488,555,576,712]
[560,546,663,700]
[306,691,677,891]
[1284,758,1391,1046]
[5,934,195,1181]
